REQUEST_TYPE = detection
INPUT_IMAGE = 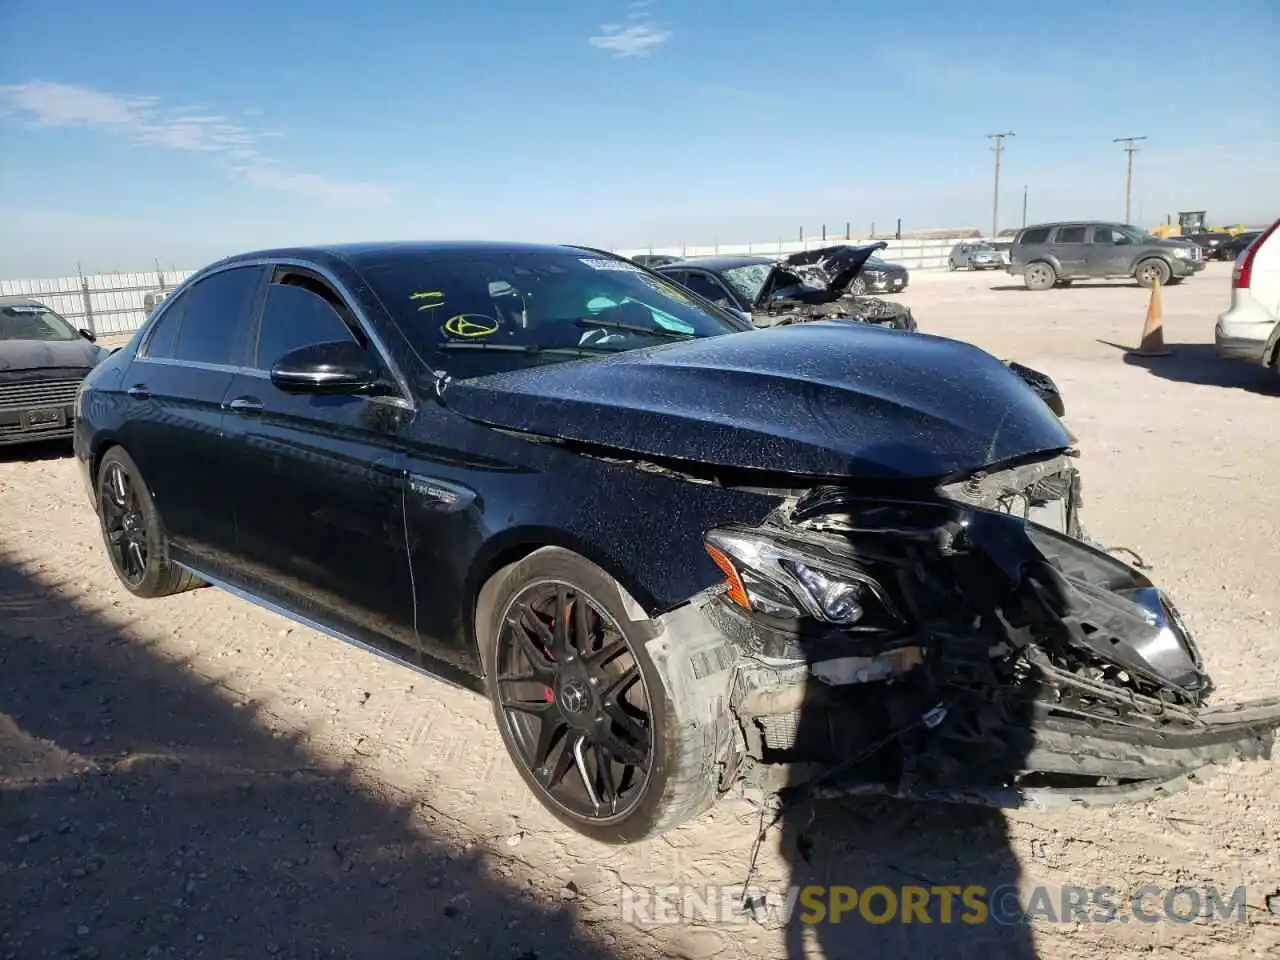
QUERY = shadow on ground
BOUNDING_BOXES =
[1097,341,1280,394]
[989,282,1152,292]
[0,549,631,960]
[0,438,74,464]
[773,793,1036,958]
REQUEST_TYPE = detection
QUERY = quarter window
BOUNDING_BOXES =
[254,277,360,369]
[168,266,264,366]
[1018,228,1051,245]
[143,295,185,359]
[1055,226,1087,243]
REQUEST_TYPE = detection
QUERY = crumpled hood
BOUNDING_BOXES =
[779,242,888,296]
[441,321,1073,481]
[0,337,104,372]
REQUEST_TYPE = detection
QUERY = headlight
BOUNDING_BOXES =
[864,270,886,279]
[1173,247,1191,259]
[704,527,901,625]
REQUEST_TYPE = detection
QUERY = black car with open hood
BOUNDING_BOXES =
[74,240,1280,845]
[654,242,918,332]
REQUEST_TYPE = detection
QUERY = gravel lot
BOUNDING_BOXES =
[2,261,1277,959]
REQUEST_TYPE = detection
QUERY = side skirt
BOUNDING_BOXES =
[173,560,485,696]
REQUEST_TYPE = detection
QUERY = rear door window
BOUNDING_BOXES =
[169,266,266,366]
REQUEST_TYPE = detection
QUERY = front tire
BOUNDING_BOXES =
[95,447,203,599]
[1024,261,1057,291]
[1135,258,1171,288]
[478,548,726,844]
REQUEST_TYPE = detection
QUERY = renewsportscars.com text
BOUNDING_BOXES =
[619,883,1248,926]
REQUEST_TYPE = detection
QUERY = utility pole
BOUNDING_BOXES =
[1022,185,1028,227]
[1113,136,1147,223]
[986,132,1014,237]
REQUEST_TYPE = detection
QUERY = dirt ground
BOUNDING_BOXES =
[2,261,1278,959]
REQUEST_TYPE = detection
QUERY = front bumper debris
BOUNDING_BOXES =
[663,489,1280,811]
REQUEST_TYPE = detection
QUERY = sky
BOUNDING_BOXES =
[1,0,1277,278]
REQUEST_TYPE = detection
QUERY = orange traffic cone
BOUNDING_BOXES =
[1128,277,1172,357]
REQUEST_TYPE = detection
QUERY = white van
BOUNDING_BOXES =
[1215,220,1280,372]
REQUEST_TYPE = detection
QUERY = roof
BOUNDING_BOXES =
[1018,221,1130,230]
[0,295,48,308]
[218,240,611,271]
[654,255,776,272]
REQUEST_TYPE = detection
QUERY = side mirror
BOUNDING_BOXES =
[79,328,97,342]
[270,340,381,394]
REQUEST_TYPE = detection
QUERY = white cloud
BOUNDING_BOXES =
[0,80,395,208]
[239,164,395,210]
[589,3,671,58]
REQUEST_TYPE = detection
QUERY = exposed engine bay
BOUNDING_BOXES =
[753,244,918,332]
[661,454,1280,810]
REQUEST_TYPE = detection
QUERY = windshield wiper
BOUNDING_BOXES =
[573,318,696,341]
[437,341,616,355]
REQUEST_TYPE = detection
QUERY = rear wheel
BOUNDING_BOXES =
[95,447,203,598]
[1135,258,1171,288]
[479,548,726,843]
[1024,261,1057,291]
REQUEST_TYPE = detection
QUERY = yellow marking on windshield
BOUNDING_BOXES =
[410,291,445,311]
[443,314,499,338]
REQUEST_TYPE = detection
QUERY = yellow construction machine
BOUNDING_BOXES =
[1150,212,1250,238]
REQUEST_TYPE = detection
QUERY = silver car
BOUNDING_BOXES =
[948,242,1004,271]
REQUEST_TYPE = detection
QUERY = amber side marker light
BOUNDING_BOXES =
[704,543,751,610]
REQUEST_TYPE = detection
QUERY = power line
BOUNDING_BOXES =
[1113,136,1147,223]
[986,132,1014,237]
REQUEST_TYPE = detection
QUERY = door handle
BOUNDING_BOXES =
[226,396,264,413]
[126,384,150,399]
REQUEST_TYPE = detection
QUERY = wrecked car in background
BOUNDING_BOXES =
[1,295,111,447]
[653,242,918,332]
[75,240,1280,845]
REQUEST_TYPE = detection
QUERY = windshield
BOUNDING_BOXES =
[720,263,773,304]
[1121,224,1160,243]
[359,249,747,379]
[0,303,79,341]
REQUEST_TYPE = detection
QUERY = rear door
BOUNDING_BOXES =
[221,265,418,650]
[1050,225,1089,276]
[120,264,266,564]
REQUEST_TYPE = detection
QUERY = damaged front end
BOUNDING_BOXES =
[756,243,918,332]
[685,486,1280,810]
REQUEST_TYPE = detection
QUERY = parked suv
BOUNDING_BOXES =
[1215,219,1279,372]
[1007,221,1205,291]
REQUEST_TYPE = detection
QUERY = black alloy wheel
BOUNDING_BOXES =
[100,459,148,588]
[493,580,654,824]
[94,447,202,599]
